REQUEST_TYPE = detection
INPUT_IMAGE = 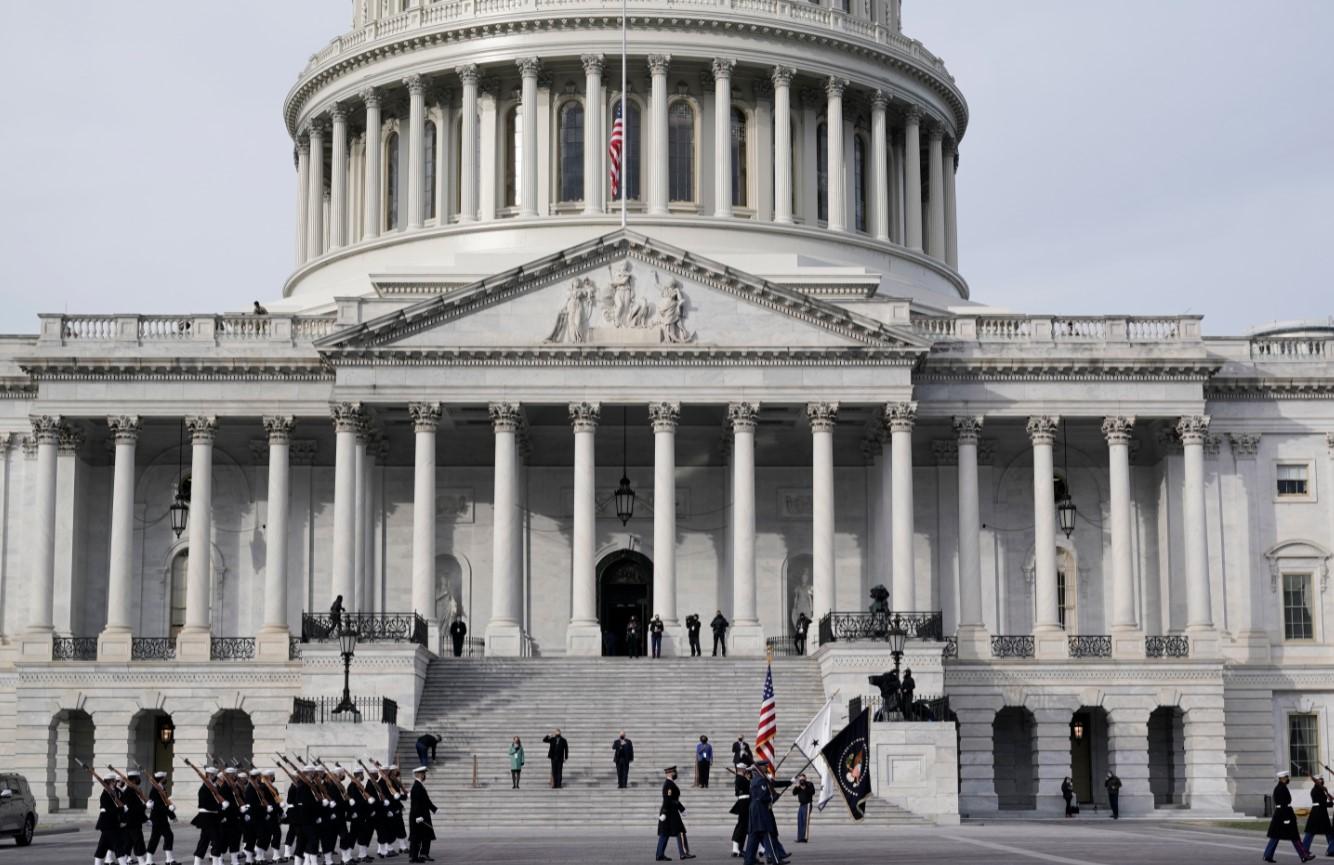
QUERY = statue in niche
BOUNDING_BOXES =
[787,556,814,633]
[654,272,696,344]
[547,276,596,343]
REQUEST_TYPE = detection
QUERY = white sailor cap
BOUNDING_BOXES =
[352,767,365,776]
[224,768,237,776]
[1279,770,1292,779]
[412,766,428,775]
[387,765,399,771]
[237,771,248,779]
[204,767,219,775]
[154,772,168,780]
[265,770,277,778]
[127,769,141,778]
[368,767,381,775]
[302,765,318,773]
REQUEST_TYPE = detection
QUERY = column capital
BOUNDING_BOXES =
[263,415,296,444]
[806,402,839,432]
[308,118,327,138]
[107,416,142,444]
[185,415,218,444]
[580,53,605,76]
[330,104,348,123]
[1101,415,1136,445]
[330,401,365,434]
[1176,415,1211,445]
[711,57,736,80]
[490,401,522,433]
[648,401,681,433]
[404,73,425,95]
[516,57,542,78]
[728,402,760,433]
[354,416,376,446]
[409,402,443,433]
[296,135,311,154]
[20,436,37,458]
[871,89,890,111]
[825,77,848,99]
[58,426,85,455]
[290,440,318,465]
[29,415,63,445]
[884,401,917,433]
[953,415,984,444]
[928,124,945,142]
[361,86,381,109]
[903,105,923,124]
[1026,415,1060,445]
[456,64,480,85]
[569,401,601,432]
[646,54,671,76]
[771,66,796,87]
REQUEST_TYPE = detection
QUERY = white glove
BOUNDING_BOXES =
[267,806,274,813]
[241,804,250,813]
[415,817,424,824]
[221,801,230,811]
[383,799,390,806]
[168,804,176,813]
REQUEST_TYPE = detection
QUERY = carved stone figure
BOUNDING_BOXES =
[601,261,651,327]
[547,276,595,343]
[545,261,695,343]
[653,272,695,343]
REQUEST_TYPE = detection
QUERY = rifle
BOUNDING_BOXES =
[270,753,305,789]
[74,757,124,809]
[336,762,371,800]
[134,762,174,809]
[357,759,389,803]
[313,759,349,803]
[182,758,226,806]
[106,765,149,804]
[369,758,405,796]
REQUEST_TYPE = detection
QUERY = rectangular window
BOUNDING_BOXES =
[1290,714,1320,777]
[1277,463,1311,498]
[1283,573,1315,640]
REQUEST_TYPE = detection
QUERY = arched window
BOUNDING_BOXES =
[385,131,400,230]
[559,101,585,203]
[853,133,868,232]
[169,550,187,638]
[668,101,695,203]
[816,122,829,223]
[424,120,438,220]
[730,107,748,208]
[504,106,522,209]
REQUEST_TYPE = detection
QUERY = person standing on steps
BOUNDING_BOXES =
[650,614,666,658]
[1266,770,1315,862]
[655,766,695,862]
[408,766,437,864]
[1303,774,1334,857]
[794,773,815,843]
[1103,770,1122,819]
[793,613,810,656]
[416,732,440,768]
[627,617,643,658]
[695,736,713,789]
[509,737,525,789]
[543,729,569,789]
[685,614,702,657]
[711,610,729,656]
[449,616,467,657]
[329,593,344,636]
[614,731,636,789]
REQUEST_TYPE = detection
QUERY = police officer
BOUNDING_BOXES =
[408,766,437,864]
[685,614,702,657]
[710,611,729,656]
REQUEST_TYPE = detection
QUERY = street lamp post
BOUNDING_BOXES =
[332,626,360,718]
[888,613,907,676]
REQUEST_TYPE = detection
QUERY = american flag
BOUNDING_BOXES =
[755,662,777,771]
[608,100,625,198]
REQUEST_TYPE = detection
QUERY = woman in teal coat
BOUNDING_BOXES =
[509,737,526,789]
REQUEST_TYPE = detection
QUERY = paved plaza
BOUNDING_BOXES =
[7,821,1303,865]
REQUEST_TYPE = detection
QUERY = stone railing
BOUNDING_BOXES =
[38,314,338,348]
[1249,336,1332,360]
[817,611,944,645]
[911,314,1201,346]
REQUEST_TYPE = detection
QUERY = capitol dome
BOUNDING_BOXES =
[281,0,968,311]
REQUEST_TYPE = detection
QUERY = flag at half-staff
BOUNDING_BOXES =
[755,661,778,770]
[820,707,872,820]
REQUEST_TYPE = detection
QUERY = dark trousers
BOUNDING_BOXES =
[147,820,173,853]
[551,760,564,788]
[1264,837,1309,860]
[794,635,806,655]
[124,822,147,855]
[743,831,780,865]
[696,760,710,788]
[688,633,701,656]
[656,834,686,859]
[193,824,214,858]
[1303,830,1334,855]
[451,634,464,657]
[1108,790,1119,819]
[651,633,663,657]
[409,825,433,860]
[797,803,811,841]
[616,762,630,788]
[416,741,432,767]
[713,633,727,656]
[94,827,124,859]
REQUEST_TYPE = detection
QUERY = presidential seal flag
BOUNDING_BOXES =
[820,707,872,820]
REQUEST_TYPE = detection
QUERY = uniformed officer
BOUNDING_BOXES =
[240,770,264,863]
[93,777,128,865]
[190,766,225,865]
[408,766,438,864]
[685,614,702,657]
[728,764,750,857]
[655,766,694,862]
[1265,770,1315,862]
[121,769,150,864]
[145,771,176,865]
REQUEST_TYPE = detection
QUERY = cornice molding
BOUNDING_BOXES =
[917,356,1220,383]
[328,346,918,368]
[20,357,331,382]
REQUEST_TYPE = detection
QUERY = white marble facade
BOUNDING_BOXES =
[0,0,1331,823]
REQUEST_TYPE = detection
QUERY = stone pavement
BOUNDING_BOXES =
[3,820,1301,864]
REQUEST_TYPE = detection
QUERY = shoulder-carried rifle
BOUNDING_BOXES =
[106,765,149,804]
[134,762,174,808]
[314,758,349,803]
[75,757,124,809]
[336,762,371,799]
[369,758,405,796]
[182,758,225,806]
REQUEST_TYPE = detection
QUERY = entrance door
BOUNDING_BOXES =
[597,551,652,657]
[1071,711,1093,803]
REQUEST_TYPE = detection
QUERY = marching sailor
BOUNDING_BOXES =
[407,766,438,864]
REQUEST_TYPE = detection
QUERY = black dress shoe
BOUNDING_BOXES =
[681,855,697,860]
[656,857,672,862]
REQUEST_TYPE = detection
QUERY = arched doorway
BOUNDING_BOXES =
[47,709,95,811]
[129,709,174,782]
[1070,707,1110,805]
[208,710,254,765]
[1148,706,1185,808]
[597,550,652,657]
[993,707,1037,810]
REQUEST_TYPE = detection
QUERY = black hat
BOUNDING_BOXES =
[664,766,677,774]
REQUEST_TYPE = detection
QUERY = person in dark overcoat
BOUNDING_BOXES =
[793,613,811,655]
[613,731,635,789]
[408,766,438,864]
[1304,775,1334,858]
[711,611,729,656]
[1061,776,1076,817]
[626,618,643,658]
[1266,770,1315,862]
[93,779,127,864]
[729,764,751,857]
[741,762,775,865]
[544,729,570,788]
[655,767,695,861]
[449,616,468,657]
[686,614,702,657]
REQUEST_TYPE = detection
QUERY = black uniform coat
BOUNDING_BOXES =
[149,786,175,828]
[1308,783,1333,836]
[190,783,220,829]
[544,734,569,763]
[613,737,635,767]
[658,778,686,836]
[96,787,124,832]
[124,785,149,827]
[1269,781,1302,840]
[409,779,437,842]
[747,772,775,833]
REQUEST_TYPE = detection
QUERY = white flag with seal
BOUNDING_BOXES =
[795,697,838,810]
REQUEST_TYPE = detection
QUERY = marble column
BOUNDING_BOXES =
[944,137,959,268]
[581,54,605,214]
[406,74,427,229]
[954,416,989,658]
[927,126,946,259]
[306,121,325,260]
[98,416,141,661]
[825,78,847,232]
[330,403,361,615]
[1103,416,1142,657]
[903,107,923,251]
[1027,416,1066,658]
[176,416,217,662]
[890,130,905,244]
[353,424,369,610]
[1178,415,1216,654]
[329,106,348,248]
[877,433,893,593]
[712,58,735,218]
[256,416,295,661]
[809,403,838,645]
[410,403,441,624]
[457,65,480,223]
[296,135,311,264]
[886,402,916,612]
[1227,433,1269,660]
[22,417,61,659]
[517,58,541,217]
[650,402,682,652]
[362,88,383,238]
[871,91,890,242]
[772,67,795,224]
[729,403,763,655]
[488,402,525,655]
[567,402,602,655]
[647,55,670,215]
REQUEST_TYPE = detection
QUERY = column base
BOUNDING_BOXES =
[1110,627,1145,660]
[19,628,54,661]
[729,623,765,657]
[256,627,293,662]
[1033,627,1069,660]
[1186,625,1220,659]
[97,627,133,662]
[954,624,991,660]
[566,621,603,656]
[486,621,526,657]
[175,627,211,662]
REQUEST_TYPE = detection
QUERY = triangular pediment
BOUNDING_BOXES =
[318,231,927,359]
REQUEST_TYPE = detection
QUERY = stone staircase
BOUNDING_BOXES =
[395,656,928,828]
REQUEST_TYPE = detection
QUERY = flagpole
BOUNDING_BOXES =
[619,0,627,228]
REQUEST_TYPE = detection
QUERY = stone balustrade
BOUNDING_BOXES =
[37,314,338,347]
[1249,336,1332,360]
[910,314,1202,345]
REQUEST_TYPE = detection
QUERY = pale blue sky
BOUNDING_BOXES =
[0,1,1329,334]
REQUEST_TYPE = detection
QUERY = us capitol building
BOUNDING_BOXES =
[0,0,1330,824]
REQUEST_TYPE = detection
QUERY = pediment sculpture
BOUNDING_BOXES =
[546,261,696,345]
